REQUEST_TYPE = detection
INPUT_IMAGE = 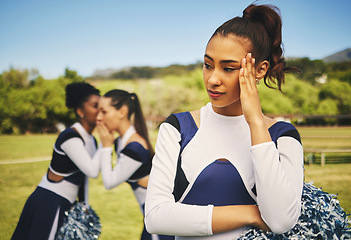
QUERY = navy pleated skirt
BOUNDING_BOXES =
[11,186,72,240]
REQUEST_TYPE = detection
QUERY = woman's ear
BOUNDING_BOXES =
[76,108,84,118]
[118,105,129,119]
[255,60,269,80]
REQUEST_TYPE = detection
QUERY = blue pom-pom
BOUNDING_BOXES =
[237,182,351,240]
[56,202,102,240]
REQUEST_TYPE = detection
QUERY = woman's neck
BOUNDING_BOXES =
[211,100,243,116]
[79,120,94,135]
[118,121,133,138]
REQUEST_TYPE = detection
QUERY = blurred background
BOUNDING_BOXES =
[1,0,350,239]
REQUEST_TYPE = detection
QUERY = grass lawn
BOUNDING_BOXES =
[1,127,350,239]
[0,161,144,240]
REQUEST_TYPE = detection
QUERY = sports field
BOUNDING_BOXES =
[0,127,350,239]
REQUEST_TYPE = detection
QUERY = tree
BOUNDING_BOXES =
[286,58,326,84]
[1,67,29,88]
[319,80,351,114]
[64,68,83,82]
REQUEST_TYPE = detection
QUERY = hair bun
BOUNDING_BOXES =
[244,5,281,36]
[65,82,100,109]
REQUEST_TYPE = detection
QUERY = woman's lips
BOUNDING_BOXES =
[208,90,224,98]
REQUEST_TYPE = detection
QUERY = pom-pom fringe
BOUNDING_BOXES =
[56,202,101,240]
[238,182,351,239]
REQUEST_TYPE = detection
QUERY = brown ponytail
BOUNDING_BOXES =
[210,4,299,91]
[104,90,154,155]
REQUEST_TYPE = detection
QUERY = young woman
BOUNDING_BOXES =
[145,4,304,239]
[12,82,101,240]
[96,89,174,240]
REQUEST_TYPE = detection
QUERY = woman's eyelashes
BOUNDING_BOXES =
[204,62,239,72]
[204,62,213,70]
[224,67,238,72]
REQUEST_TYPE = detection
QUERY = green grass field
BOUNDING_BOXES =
[0,127,350,239]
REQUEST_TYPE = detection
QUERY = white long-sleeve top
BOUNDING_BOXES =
[100,125,153,209]
[145,103,304,239]
[39,122,100,204]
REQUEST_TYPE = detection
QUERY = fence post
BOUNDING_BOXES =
[308,153,313,165]
[321,152,325,166]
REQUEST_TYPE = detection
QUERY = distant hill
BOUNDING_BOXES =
[91,68,122,78]
[323,48,351,63]
[90,49,351,78]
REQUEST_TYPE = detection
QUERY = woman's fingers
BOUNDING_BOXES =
[245,53,256,87]
[239,53,264,125]
[240,53,257,91]
[96,123,114,147]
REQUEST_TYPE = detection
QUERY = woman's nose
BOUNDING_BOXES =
[207,71,221,86]
[96,112,102,121]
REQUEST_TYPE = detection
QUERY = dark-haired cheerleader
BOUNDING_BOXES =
[12,82,101,240]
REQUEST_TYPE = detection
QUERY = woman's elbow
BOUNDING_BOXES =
[91,171,99,179]
[144,205,166,235]
[86,169,99,179]
[265,206,300,234]
[144,211,158,234]
[102,181,114,190]
[102,177,122,190]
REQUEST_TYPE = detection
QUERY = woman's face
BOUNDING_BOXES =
[80,94,100,127]
[96,97,122,132]
[203,34,251,115]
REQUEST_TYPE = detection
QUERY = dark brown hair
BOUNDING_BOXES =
[210,4,299,91]
[104,89,154,155]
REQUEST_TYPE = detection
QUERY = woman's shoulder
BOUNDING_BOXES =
[263,115,277,129]
[56,127,83,145]
[264,115,301,144]
[189,109,200,128]
[163,109,201,130]
[127,133,148,150]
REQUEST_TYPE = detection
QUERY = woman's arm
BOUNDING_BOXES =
[145,122,213,236]
[60,138,100,178]
[212,205,269,233]
[239,54,303,233]
[145,121,269,236]
[100,147,143,189]
[251,136,303,234]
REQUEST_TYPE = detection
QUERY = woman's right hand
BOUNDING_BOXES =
[96,122,115,148]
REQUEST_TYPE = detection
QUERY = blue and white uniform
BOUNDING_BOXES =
[145,103,304,240]
[100,125,173,240]
[12,122,100,240]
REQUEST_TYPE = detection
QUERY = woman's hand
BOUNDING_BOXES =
[239,53,271,145]
[239,53,264,126]
[96,122,115,148]
[212,205,270,234]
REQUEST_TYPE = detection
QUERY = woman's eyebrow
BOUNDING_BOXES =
[221,59,240,64]
[204,54,213,61]
[204,54,240,64]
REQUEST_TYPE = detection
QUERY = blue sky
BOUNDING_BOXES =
[1,0,350,79]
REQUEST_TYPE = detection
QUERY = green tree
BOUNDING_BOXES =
[0,67,82,134]
[319,80,351,114]
[1,67,29,88]
[286,57,326,84]
[64,68,83,82]
[280,74,319,114]
[328,70,351,85]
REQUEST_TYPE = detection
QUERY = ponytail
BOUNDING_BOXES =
[129,93,154,156]
[104,90,154,155]
[211,4,300,91]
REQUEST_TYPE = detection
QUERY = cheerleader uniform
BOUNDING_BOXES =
[12,122,100,240]
[145,102,304,239]
[100,125,174,240]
